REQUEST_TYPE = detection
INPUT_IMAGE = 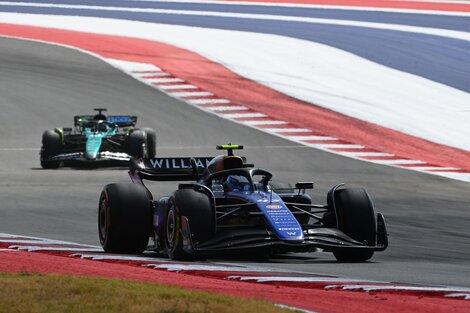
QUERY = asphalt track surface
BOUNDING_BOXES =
[1,38,470,288]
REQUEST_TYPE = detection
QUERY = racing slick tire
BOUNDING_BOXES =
[165,188,215,260]
[98,183,152,254]
[128,130,147,158]
[332,188,377,262]
[141,127,157,158]
[40,130,62,169]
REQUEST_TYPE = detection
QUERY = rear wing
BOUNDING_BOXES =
[74,115,137,127]
[129,157,214,182]
[107,115,137,127]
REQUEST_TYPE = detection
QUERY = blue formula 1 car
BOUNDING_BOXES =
[98,145,388,261]
[40,108,156,168]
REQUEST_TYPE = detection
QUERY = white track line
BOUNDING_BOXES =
[187,98,231,104]
[147,77,184,83]
[326,284,470,293]
[107,58,161,71]
[145,263,265,272]
[158,84,198,90]
[229,276,381,283]
[204,106,248,111]
[72,253,167,262]
[340,152,395,157]
[275,304,319,313]
[265,128,313,133]
[127,0,470,17]
[171,91,213,97]
[446,293,470,300]
[219,112,267,118]
[10,246,103,252]
[371,159,427,165]
[307,144,365,149]
[241,120,288,125]
[0,233,100,248]
[137,72,171,77]
[286,135,336,141]
[2,2,469,22]
[405,166,460,171]
[0,239,86,245]
[131,70,162,74]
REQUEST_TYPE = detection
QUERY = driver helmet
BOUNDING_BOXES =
[225,175,250,192]
[98,122,110,132]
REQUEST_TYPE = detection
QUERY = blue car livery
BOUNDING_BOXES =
[98,145,388,262]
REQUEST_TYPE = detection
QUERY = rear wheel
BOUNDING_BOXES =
[40,130,62,169]
[332,188,376,262]
[165,188,215,260]
[142,128,157,158]
[98,183,152,253]
[128,130,146,158]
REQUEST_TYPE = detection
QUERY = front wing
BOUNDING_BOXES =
[179,214,388,256]
[46,151,131,163]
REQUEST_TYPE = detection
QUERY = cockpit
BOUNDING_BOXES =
[224,175,251,192]
[82,121,116,133]
[208,168,272,195]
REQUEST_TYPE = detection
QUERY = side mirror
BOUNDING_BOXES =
[211,183,224,195]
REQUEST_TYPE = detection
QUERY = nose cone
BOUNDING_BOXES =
[254,192,304,241]
[86,135,102,159]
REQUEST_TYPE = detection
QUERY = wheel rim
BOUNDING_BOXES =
[99,197,108,243]
[166,208,176,250]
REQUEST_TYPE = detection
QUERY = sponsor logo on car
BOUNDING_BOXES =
[148,158,212,169]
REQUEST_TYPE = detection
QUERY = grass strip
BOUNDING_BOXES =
[0,272,298,313]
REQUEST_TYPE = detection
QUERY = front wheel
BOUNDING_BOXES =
[40,130,62,169]
[165,188,215,260]
[98,183,152,254]
[332,188,377,262]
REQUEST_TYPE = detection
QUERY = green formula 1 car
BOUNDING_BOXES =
[40,108,156,168]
